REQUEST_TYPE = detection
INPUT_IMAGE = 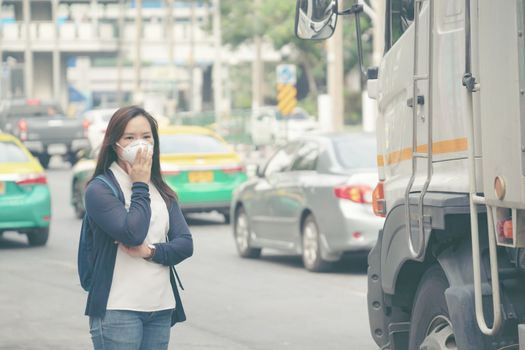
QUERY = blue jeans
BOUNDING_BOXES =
[89,309,172,350]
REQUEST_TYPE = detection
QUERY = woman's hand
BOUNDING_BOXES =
[125,147,153,184]
[119,243,153,259]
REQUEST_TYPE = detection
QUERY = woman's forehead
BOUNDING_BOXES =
[122,116,152,134]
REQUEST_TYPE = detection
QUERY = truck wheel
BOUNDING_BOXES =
[234,207,261,258]
[27,227,49,246]
[38,155,50,169]
[408,265,456,350]
[301,214,331,272]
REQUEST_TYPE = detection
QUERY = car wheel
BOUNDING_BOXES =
[234,207,261,258]
[38,154,50,169]
[301,214,331,272]
[408,265,456,350]
[27,227,49,246]
[73,180,86,219]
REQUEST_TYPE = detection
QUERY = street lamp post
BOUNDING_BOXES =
[134,0,143,104]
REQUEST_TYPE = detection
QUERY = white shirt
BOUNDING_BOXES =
[106,162,175,311]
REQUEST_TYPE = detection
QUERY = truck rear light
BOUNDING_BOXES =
[334,185,372,203]
[497,218,514,240]
[16,174,47,186]
[372,181,386,217]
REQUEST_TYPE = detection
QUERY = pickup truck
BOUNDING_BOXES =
[0,99,90,168]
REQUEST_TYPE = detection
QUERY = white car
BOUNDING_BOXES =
[82,108,117,149]
[250,106,319,147]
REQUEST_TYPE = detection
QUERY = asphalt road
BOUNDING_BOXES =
[0,163,377,350]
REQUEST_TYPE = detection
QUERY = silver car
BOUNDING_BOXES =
[231,133,385,272]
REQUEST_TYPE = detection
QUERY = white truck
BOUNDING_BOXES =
[296,0,525,349]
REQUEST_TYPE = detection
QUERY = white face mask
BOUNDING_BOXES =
[116,139,154,165]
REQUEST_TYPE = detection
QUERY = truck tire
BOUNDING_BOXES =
[27,227,49,246]
[234,207,261,258]
[301,214,331,272]
[408,265,456,350]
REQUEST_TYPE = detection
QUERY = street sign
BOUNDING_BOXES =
[276,64,297,116]
[277,83,297,116]
[276,64,297,85]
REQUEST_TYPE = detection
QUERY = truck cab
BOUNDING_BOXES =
[296,0,525,349]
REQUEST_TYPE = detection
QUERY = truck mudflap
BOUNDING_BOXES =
[438,242,488,349]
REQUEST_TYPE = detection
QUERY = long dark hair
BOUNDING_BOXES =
[90,106,177,206]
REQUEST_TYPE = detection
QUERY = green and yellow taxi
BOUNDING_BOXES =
[0,133,51,246]
[71,125,248,222]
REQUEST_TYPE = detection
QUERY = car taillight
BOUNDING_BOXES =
[162,170,180,176]
[18,119,28,131]
[18,119,28,141]
[372,181,386,217]
[82,119,90,137]
[16,174,47,186]
[222,166,244,173]
[334,185,372,203]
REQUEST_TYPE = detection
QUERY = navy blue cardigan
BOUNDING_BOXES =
[83,170,193,326]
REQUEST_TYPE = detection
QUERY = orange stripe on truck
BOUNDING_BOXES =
[376,137,468,166]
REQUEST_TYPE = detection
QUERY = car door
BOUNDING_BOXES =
[279,141,322,245]
[249,142,299,243]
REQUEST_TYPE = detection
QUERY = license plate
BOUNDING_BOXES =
[188,171,214,183]
[0,181,5,195]
[47,143,67,154]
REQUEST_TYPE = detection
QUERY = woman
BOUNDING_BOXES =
[83,106,193,350]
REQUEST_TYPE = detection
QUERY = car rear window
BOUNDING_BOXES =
[0,141,29,163]
[6,103,64,119]
[159,134,231,154]
[333,135,377,169]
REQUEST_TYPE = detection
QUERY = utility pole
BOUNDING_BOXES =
[212,0,224,122]
[134,0,143,104]
[23,0,33,98]
[117,0,124,105]
[360,0,384,132]
[165,0,176,117]
[52,0,60,102]
[188,1,195,112]
[251,0,263,110]
[0,0,3,70]
[327,0,344,131]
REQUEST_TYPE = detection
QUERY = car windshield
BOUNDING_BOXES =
[6,103,64,119]
[159,134,231,154]
[332,134,377,169]
[275,110,309,121]
[0,141,29,163]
